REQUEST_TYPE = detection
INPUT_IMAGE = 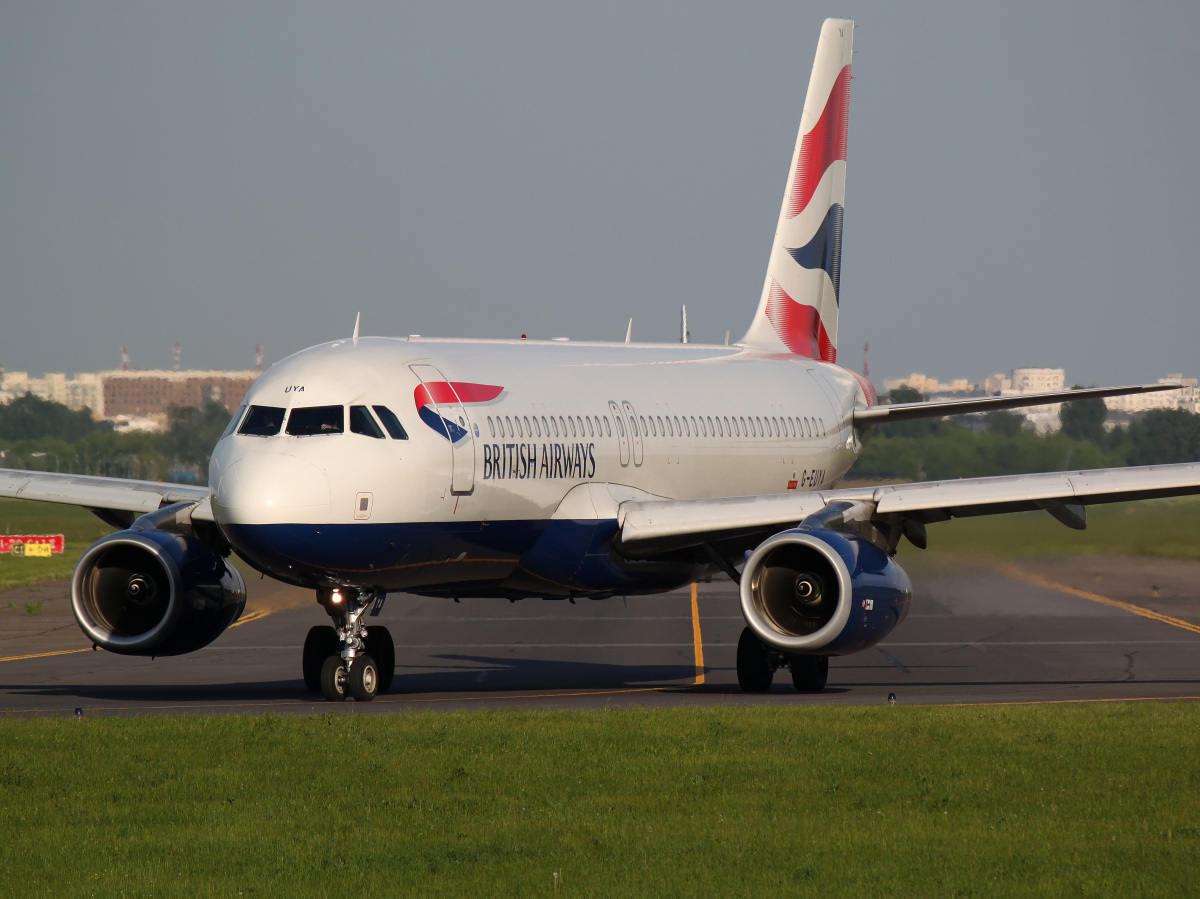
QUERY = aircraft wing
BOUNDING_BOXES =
[855,383,1178,425]
[0,468,212,527]
[616,461,1200,556]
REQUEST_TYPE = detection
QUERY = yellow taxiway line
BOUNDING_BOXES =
[690,582,706,685]
[1003,564,1200,636]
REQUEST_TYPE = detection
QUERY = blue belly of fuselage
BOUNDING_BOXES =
[221,518,702,599]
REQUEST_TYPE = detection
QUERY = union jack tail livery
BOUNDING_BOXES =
[743,18,852,362]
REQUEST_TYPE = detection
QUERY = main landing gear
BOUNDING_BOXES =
[736,627,828,694]
[302,588,396,702]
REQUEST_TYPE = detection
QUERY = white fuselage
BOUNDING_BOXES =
[208,336,870,597]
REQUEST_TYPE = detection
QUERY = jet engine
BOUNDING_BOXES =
[740,528,911,655]
[72,529,246,656]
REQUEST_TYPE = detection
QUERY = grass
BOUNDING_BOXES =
[1,705,1197,896]
[0,498,110,590]
[900,496,1200,562]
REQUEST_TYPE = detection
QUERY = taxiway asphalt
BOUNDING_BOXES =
[2,555,1199,716]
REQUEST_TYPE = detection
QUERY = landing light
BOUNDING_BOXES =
[331,590,343,604]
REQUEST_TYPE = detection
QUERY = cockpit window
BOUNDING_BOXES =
[372,405,409,440]
[285,405,344,436]
[222,404,247,439]
[350,405,385,439]
[237,405,285,437]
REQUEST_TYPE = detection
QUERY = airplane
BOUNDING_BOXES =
[2,18,1196,702]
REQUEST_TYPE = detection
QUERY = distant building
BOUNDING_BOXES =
[0,370,104,415]
[1105,375,1200,415]
[1007,367,1065,394]
[0,367,260,419]
[881,373,972,395]
[100,369,260,417]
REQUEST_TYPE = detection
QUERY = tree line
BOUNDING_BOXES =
[0,394,233,484]
[850,385,1200,482]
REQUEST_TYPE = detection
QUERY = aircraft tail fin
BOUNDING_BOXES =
[741,18,853,362]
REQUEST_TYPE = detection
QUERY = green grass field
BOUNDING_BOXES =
[0,498,111,590]
[900,496,1200,562]
[1,705,1198,896]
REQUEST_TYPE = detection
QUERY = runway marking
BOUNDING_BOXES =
[229,608,272,628]
[1,686,680,716]
[691,582,705,686]
[0,647,91,663]
[1003,564,1200,636]
[0,607,273,663]
[882,640,1200,647]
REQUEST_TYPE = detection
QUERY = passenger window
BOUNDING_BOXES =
[666,417,674,437]
[286,405,344,436]
[587,417,595,438]
[639,415,647,436]
[558,416,567,436]
[487,416,495,438]
[534,416,542,438]
[516,417,524,438]
[604,416,612,436]
[504,416,512,437]
[615,416,626,437]
[373,406,409,439]
[237,405,285,437]
[576,416,584,435]
[522,415,531,436]
[684,417,691,437]
[819,417,825,436]
[707,416,714,435]
[723,416,731,436]
[350,406,385,438]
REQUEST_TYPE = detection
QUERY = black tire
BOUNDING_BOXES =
[736,627,774,692]
[302,626,340,692]
[789,654,829,693]
[363,626,395,693]
[347,654,378,702]
[320,655,348,702]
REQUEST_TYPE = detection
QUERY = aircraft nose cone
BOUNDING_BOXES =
[213,453,330,525]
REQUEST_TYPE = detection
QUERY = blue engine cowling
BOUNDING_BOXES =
[740,528,911,655]
[72,529,246,656]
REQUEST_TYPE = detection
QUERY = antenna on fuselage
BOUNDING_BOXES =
[625,318,633,344]
[352,312,361,346]
[680,306,689,344]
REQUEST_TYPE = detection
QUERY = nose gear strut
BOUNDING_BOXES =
[304,587,395,702]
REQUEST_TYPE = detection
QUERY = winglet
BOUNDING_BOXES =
[352,312,361,345]
[625,318,633,344]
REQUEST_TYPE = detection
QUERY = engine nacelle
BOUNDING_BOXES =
[72,530,246,656]
[740,528,911,655]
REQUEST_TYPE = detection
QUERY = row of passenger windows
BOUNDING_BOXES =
[232,404,409,439]
[487,412,826,441]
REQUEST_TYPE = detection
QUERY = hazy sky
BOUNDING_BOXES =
[2,2,1197,386]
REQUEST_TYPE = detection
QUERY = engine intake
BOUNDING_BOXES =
[741,528,911,654]
[72,530,246,656]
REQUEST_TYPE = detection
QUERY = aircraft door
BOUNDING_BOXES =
[621,400,644,467]
[608,400,630,466]
[410,364,476,494]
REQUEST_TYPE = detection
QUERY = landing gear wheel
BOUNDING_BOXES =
[320,655,348,702]
[302,626,340,692]
[736,627,774,692]
[789,654,829,693]
[347,654,378,702]
[363,626,395,693]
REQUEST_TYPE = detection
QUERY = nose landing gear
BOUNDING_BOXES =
[302,588,395,702]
